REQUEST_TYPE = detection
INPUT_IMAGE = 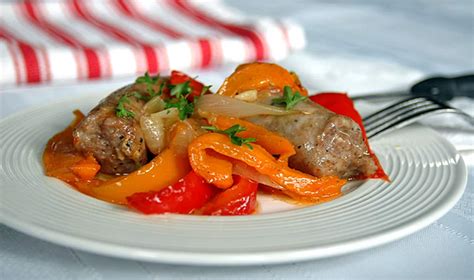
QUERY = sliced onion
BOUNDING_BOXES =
[140,108,179,155]
[196,94,299,118]
[293,100,319,114]
[257,93,318,114]
[140,115,165,155]
[171,119,206,155]
[143,95,166,114]
[234,89,257,102]
[232,161,283,190]
[254,89,281,105]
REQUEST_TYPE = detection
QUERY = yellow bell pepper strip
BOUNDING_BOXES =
[207,115,296,163]
[92,121,197,205]
[216,62,308,97]
[188,133,346,202]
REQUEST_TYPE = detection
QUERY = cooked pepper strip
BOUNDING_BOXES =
[201,176,258,216]
[92,122,196,205]
[127,171,216,214]
[188,133,345,202]
[207,115,296,163]
[70,154,101,180]
[216,62,308,97]
[170,70,211,101]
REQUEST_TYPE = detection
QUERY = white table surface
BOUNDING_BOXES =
[1,1,473,279]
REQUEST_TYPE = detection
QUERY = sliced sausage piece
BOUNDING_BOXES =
[73,84,150,174]
[246,102,377,179]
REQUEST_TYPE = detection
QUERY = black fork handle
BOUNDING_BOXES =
[410,74,474,101]
[352,74,474,102]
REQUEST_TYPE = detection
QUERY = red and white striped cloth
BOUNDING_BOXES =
[0,0,305,87]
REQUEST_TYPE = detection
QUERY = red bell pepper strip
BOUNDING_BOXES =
[169,70,211,101]
[126,171,216,214]
[310,93,388,180]
[201,176,258,216]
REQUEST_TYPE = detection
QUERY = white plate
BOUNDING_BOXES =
[0,96,467,266]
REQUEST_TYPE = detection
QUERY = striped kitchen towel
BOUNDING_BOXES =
[0,0,305,87]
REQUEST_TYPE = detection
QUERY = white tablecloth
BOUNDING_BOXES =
[1,1,473,279]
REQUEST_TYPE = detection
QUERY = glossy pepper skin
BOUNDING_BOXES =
[91,121,196,205]
[216,62,308,97]
[207,115,296,164]
[188,132,345,202]
[126,171,216,214]
[201,176,258,216]
[169,70,210,101]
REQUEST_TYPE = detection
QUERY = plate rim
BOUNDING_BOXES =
[0,97,468,266]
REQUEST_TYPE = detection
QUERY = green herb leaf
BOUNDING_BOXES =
[135,71,160,86]
[200,85,212,96]
[135,72,162,100]
[271,86,307,110]
[115,95,135,118]
[202,125,257,149]
[157,82,166,97]
[164,97,194,120]
[169,81,192,98]
[131,91,150,101]
[163,80,198,120]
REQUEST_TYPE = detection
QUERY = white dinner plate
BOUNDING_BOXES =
[0,95,467,266]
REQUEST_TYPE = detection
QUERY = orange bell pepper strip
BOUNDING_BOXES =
[188,133,346,202]
[207,115,296,163]
[216,62,308,97]
[91,121,197,205]
[70,154,101,181]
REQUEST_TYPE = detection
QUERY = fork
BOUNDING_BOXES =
[363,96,474,139]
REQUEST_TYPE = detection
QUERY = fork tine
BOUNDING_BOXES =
[364,102,441,132]
[362,96,474,139]
[363,97,432,125]
[366,106,446,138]
[364,96,474,138]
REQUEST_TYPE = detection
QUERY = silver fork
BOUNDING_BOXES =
[363,96,474,139]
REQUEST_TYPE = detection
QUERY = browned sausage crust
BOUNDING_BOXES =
[73,84,149,174]
[247,102,377,179]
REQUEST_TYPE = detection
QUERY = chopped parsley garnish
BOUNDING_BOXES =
[271,86,307,110]
[115,95,135,118]
[158,82,166,96]
[118,72,211,120]
[135,71,158,84]
[169,80,192,97]
[130,91,148,101]
[200,85,212,96]
[135,72,162,100]
[202,125,257,149]
[163,81,196,120]
[164,97,194,120]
